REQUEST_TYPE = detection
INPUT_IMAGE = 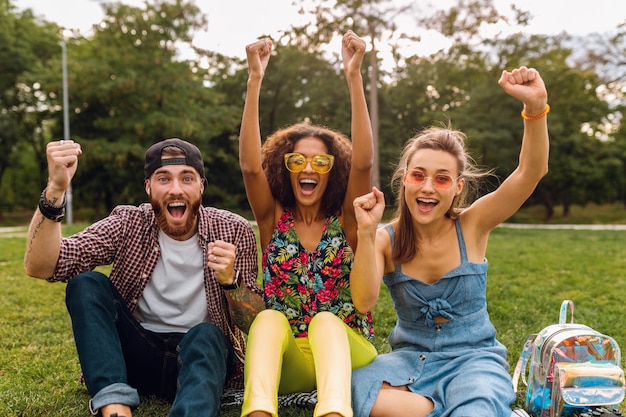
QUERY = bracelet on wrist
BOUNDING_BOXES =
[220,270,240,291]
[521,104,550,121]
[38,188,66,222]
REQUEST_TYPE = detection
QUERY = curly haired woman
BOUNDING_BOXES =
[238,31,377,417]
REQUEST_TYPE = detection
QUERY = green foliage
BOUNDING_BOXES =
[57,0,240,209]
[2,0,626,222]
[0,1,62,202]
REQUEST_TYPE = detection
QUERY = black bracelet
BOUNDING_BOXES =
[38,188,66,222]
[220,270,240,290]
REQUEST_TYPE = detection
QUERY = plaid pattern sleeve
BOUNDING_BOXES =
[52,203,261,389]
[50,206,138,283]
[199,207,262,388]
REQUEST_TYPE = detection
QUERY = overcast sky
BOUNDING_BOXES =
[13,0,626,59]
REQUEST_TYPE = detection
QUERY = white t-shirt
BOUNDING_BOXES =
[135,231,208,333]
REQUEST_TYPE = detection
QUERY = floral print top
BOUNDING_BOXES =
[262,209,374,341]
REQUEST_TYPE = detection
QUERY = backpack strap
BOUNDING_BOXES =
[559,299,575,324]
[511,333,537,393]
[512,301,575,393]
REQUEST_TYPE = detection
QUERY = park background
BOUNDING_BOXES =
[2,0,626,224]
[1,0,626,415]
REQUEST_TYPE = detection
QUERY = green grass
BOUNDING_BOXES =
[1,223,626,416]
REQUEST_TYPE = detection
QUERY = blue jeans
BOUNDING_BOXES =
[65,271,234,417]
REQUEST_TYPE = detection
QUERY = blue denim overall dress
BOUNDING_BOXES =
[351,221,515,417]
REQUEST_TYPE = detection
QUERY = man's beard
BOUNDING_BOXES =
[151,196,201,238]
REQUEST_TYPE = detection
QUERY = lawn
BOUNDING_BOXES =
[1,224,625,416]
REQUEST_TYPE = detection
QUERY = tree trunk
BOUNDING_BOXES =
[541,189,554,221]
[562,200,571,218]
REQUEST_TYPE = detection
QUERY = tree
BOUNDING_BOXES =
[578,22,626,208]
[209,38,356,150]
[291,0,423,189]
[3,0,623,222]
[0,1,61,212]
[30,0,246,217]
[474,33,611,219]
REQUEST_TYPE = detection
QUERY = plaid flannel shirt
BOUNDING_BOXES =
[50,203,261,388]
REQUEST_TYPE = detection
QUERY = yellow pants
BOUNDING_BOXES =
[240,309,377,417]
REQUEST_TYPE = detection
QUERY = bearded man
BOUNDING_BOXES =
[24,138,264,417]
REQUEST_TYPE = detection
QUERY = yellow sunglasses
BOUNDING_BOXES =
[284,153,335,174]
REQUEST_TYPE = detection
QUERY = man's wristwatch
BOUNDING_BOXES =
[220,270,240,290]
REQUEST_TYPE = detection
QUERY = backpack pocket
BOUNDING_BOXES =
[551,363,625,416]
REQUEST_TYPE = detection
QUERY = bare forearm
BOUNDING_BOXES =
[347,73,374,169]
[239,77,264,173]
[225,285,265,333]
[519,112,550,181]
[25,140,80,279]
[24,208,62,279]
[350,229,380,313]
[241,38,272,175]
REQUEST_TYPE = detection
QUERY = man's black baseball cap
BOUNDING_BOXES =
[144,138,206,181]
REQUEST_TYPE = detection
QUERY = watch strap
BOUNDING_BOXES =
[220,270,240,290]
